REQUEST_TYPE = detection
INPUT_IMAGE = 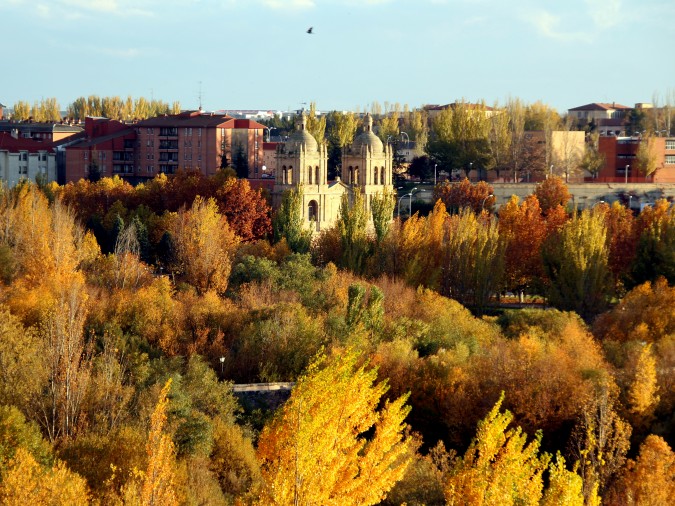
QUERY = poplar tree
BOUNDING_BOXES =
[256,350,412,506]
[273,187,312,254]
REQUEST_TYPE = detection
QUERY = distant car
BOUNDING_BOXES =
[261,173,273,179]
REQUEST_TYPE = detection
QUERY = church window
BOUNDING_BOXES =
[374,167,379,185]
[315,166,320,185]
[381,167,386,185]
[308,166,313,184]
[308,200,318,221]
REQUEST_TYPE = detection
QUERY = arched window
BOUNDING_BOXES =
[308,166,312,184]
[288,166,293,185]
[374,167,379,185]
[315,166,320,185]
[349,166,354,184]
[282,165,287,184]
[381,167,386,185]
[308,200,318,221]
[354,166,359,185]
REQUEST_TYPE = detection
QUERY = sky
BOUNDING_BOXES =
[2,0,674,114]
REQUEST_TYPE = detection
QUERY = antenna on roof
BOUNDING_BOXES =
[198,81,203,112]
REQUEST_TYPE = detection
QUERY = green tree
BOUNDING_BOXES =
[371,187,395,244]
[337,190,370,274]
[542,208,612,319]
[273,187,312,254]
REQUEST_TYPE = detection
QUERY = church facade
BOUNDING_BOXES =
[272,113,394,232]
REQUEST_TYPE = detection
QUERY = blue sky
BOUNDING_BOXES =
[2,0,674,114]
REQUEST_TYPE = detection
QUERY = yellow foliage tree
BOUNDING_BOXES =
[255,349,412,505]
[0,448,89,505]
[170,196,239,294]
[628,343,660,419]
[444,393,550,506]
[141,379,178,506]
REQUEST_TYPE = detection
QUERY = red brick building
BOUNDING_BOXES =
[64,117,137,182]
[63,111,266,183]
[596,136,675,183]
[134,111,265,179]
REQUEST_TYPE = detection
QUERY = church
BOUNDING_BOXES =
[272,113,394,232]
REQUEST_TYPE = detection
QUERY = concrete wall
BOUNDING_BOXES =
[414,182,675,210]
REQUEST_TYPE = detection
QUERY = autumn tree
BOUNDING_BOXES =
[305,102,326,145]
[636,134,660,180]
[0,448,89,506]
[170,196,239,294]
[141,379,178,506]
[542,208,612,319]
[580,132,605,179]
[441,208,504,312]
[498,194,547,293]
[433,178,496,215]
[11,100,31,121]
[627,343,660,422]
[570,377,631,500]
[605,435,675,506]
[444,394,551,506]
[255,349,412,506]
[273,187,312,254]
[632,199,675,286]
[534,176,571,215]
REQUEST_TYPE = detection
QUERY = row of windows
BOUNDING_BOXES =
[666,155,675,165]
[18,152,49,162]
[347,166,387,185]
[666,140,675,150]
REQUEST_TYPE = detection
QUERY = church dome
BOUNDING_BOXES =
[287,113,318,152]
[351,113,383,154]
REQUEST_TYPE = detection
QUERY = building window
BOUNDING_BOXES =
[84,152,88,160]
[374,167,379,185]
[198,141,201,148]
[665,155,675,165]
[19,152,28,161]
[381,167,386,185]
[316,166,320,185]
[666,140,675,150]
[308,200,318,221]
[197,128,201,137]
[308,166,313,184]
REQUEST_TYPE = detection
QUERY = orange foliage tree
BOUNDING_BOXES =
[433,178,496,214]
[533,176,571,215]
[498,194,547,292]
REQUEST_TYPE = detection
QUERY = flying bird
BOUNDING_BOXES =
[307,27,313,34]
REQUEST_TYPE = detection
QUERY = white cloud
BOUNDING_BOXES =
[57,0,153,17]
[36,3,50,17]
[586,0,622,29]
[523,9,591,42]
[262,0,316,9]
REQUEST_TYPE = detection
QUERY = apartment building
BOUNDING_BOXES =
[135,111,265,179]
[0,133,57,187]
[597,135,675,183]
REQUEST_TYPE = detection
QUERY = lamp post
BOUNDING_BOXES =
[219,356,225,374]
[469,162,473,181]
[434,164,437,186]
[398,187,417,217]
[625,164,630,184]
[550,164,554,178]
[628,194,633,210]
[481,194,494,212]
[409,188,424,216]
[400,131,409,148]
[263,126,272,142]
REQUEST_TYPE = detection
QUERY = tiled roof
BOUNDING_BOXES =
[569,103,632,111]
[67,128,136,149]
[0,132,53,153]
[136,111,234,128]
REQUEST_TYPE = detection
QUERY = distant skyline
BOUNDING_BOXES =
[3,0,674,114]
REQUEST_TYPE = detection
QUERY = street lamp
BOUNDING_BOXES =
[625,164,630,184]
[434,164,437,186]
[409,188,424,216]
[481,194,494,211]
[400,131,409,147]
[219,356,225,374]
[469,162,473,181]
[398,187,417,217]
[263,126,272,142]
[550,164,554,178]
